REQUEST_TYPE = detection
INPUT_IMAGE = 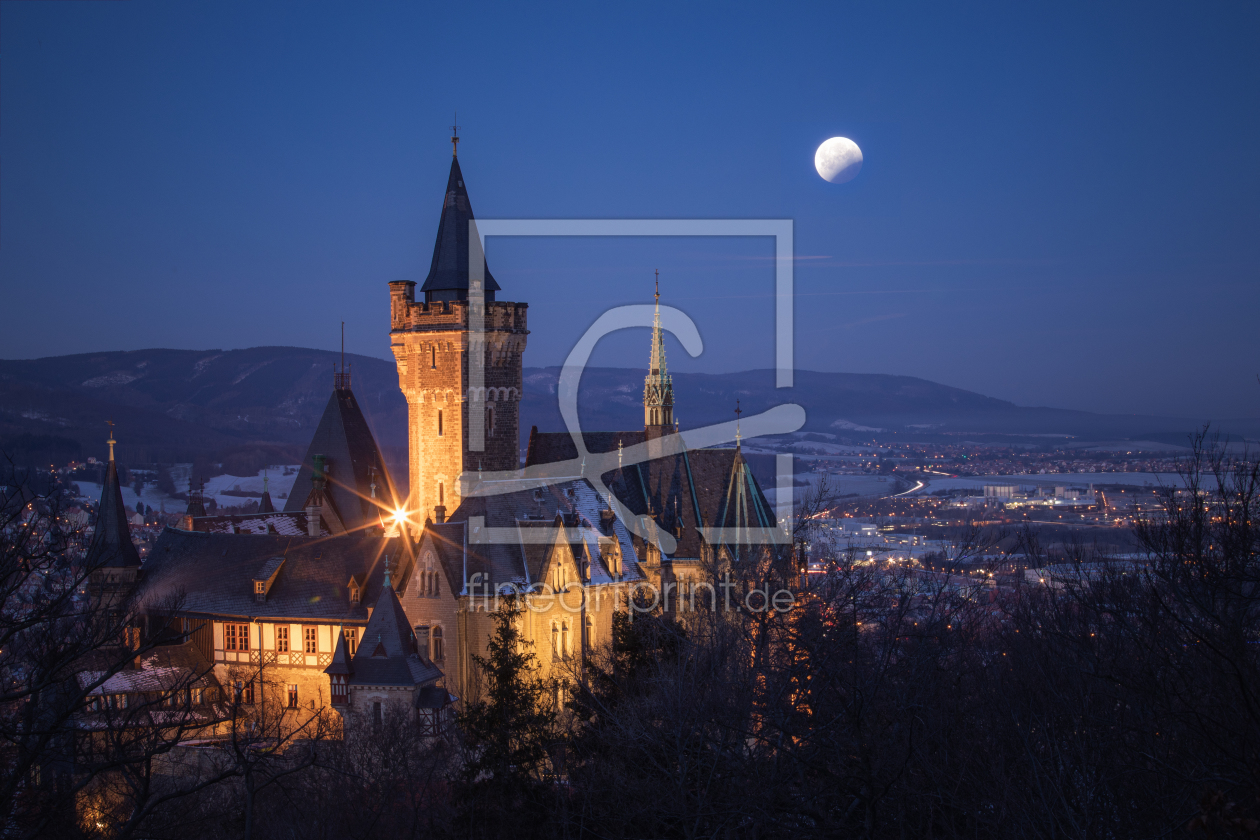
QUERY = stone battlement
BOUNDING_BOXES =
[389,280,528,334]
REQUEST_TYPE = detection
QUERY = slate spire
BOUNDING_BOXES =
[326,624,353,678]
[418,155,501,304]
[85,426,141,570]
[644,270,675,435]
[257,470,275,514]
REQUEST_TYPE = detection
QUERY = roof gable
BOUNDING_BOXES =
[284,388,394,533]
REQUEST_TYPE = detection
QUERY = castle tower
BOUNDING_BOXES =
[643,271,674,439]
[390,137,528,524]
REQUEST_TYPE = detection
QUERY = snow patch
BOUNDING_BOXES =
[82,371,141,388]
[830,418,884,432]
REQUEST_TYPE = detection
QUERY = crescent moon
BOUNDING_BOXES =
[815,137,863,184]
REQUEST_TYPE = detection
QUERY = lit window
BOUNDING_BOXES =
[304,626,317,654]
[276,625,289,653]
[343,627,357,656]
[225,623,250,652]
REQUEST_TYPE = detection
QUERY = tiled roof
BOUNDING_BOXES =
[140,528,413,623]
[429,477,644,590]
[419,155,501,302]
[524,427,777,562]
[524,429,645,468]
[194,511,320,537]
[85,458,141,569]
[252,556,285,583]
[79,642,217,694]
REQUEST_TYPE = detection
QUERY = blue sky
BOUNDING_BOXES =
[2,1,1258,419]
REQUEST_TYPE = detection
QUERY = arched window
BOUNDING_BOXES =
[486,405,495,438]
[551,622,559,660]
[584,615,593,649]
[437,410,444,437]
[432,625,444,661]
[430,346,436,369]
[438,482,444,505]
[561,621,570,659]
[433,571,440,596]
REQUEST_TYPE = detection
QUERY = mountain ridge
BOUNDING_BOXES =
[1,348,1253,468]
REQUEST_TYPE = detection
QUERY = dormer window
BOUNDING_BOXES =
[252,556,285,602]
[346,575,365,606]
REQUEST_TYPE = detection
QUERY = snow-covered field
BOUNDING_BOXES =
[76,465,302,512]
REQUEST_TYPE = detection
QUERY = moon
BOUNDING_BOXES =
[814,137,863,183]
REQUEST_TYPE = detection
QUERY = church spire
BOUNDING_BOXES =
[85,424,141,570]
[643,270,674,436]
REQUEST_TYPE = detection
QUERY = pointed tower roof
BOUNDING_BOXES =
[257,470,276,514]
[643,270,675,435]
[85,431,141,570]
[284,388,392,532]
[349,560,441,687]
[325,624,354,677]
[418,155,500,304]
[714,444,777,562]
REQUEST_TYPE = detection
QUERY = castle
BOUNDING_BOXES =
[96,137,779,732]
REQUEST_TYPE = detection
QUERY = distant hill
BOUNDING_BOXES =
[525,367,1259,445]
[0,347,407,465]
[1,348,1254,470]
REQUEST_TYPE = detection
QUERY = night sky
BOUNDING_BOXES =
[2,2,1258,419]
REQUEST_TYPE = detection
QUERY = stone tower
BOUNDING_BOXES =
[390,139,528,525]
[643,271,674,439]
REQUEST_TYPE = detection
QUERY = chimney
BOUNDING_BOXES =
[434,505,447,524]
